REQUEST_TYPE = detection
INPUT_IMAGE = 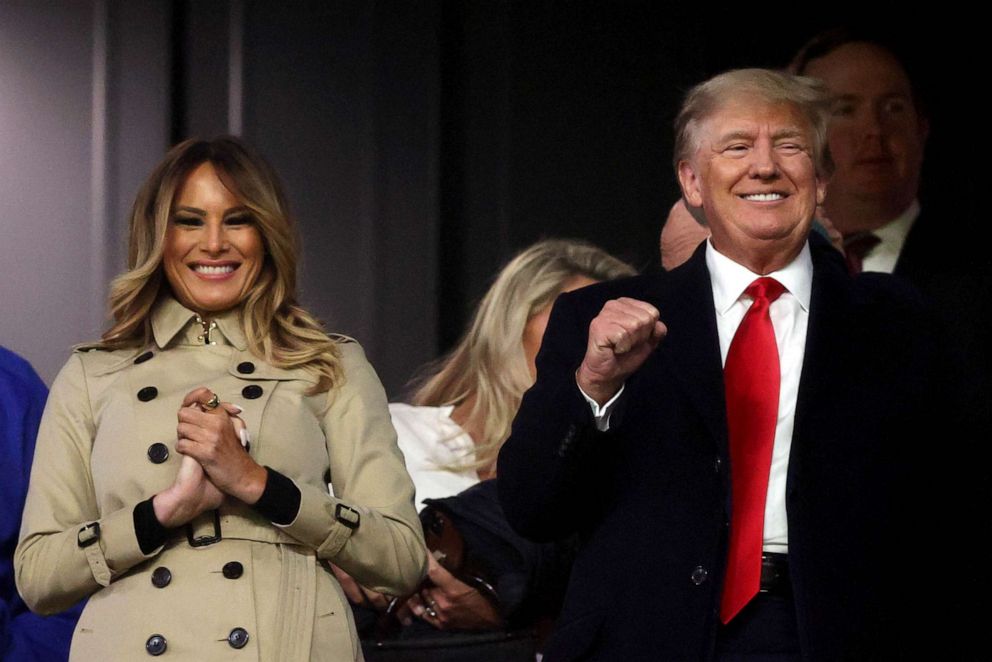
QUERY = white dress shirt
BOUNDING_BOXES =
[860,200,920,274]
[582,238,812,553]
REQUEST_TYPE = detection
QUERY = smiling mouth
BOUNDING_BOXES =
[739,193,787,202]
[190,263,240,277]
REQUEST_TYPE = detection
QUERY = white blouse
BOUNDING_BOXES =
[389,403,480,511]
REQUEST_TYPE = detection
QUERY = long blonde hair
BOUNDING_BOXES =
[412,239,636,471]
[99,136,341,392]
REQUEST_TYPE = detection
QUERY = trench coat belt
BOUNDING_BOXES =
[170,513,319,660]
[179,510,301,547]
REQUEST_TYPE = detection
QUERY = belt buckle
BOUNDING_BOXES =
[185,510,222,547]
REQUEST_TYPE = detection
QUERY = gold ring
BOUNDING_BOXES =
[202,393,220,410]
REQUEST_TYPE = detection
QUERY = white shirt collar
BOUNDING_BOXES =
[873,199,920,249]
[705,238,813,315]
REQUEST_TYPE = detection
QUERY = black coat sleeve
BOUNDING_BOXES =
[497,289,618,543]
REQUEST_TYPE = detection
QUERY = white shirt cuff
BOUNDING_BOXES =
[577,382,625,431]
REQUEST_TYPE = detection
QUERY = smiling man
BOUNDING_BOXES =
[794,36,926,265]
[498,69,949,660]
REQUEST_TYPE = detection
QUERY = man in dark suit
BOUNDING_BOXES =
[498,69,951,660]
[795,37,989,649]
[792,32,990,417]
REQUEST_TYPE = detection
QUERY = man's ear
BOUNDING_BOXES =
[677,160,704,208]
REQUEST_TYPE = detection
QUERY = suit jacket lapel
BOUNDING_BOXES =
[893,209,928,282]
[648,244,729,456]
[790,238,849,495]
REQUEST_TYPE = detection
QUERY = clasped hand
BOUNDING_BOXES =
[152,386,268,528]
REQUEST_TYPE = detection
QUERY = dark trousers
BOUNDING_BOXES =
[715,593,800,662]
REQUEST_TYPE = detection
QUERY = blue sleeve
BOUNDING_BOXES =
[0,348,82,661]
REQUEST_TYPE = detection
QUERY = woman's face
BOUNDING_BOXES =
[163,162,264,317]
[522,275,599,380]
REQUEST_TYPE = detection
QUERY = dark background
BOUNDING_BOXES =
[2,1,979,394]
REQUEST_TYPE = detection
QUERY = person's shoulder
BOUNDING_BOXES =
[842,272,947,350]
[389,401,428,427]
[329,335,369,368]
[68,343,147,377]
[0,346,42,383]
[389,402,459,432]
[389,403,464,452]
[852,272,931,316]
[0,346,46,402]
[388,401,434,422]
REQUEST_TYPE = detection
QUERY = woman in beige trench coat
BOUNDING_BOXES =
[15,137,427,661]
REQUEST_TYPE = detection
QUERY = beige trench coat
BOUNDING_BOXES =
[16,297,427,661]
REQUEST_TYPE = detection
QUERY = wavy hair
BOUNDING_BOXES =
[673,68,832,177]
[99,136,341,392]
[411,239,636,472]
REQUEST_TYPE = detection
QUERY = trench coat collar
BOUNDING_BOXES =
[151,296,248,351]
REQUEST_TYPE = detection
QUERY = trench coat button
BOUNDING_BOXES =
[691,566,708,585]
[237,361,255,374]
[150,566,172,588]
[147,443,169,464]
[137,386,158,402]
[228,627,249,649]
[222,561,244,579]
[134,351,154,364]
[242,384,263,399]
[145,634,167,655]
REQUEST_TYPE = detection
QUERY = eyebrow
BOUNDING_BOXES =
[716,130,755,143]
[173,205,250,218]
[771,128,804,140]
[715,128,805,142]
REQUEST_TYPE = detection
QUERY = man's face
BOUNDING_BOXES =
[678,96,825,272]
[804,42,927,220]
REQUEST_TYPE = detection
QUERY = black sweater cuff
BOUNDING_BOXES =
[252,467,302,525]
[134,498,170,554]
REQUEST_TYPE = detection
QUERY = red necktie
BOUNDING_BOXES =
[842,231,881,275]
[720,276,786,624]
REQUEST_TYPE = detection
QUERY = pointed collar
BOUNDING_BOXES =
[150,296,247,350]
[873,198,919,251]
[705,238,813,315]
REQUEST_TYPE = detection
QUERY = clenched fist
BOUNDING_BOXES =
[576,298,667,405]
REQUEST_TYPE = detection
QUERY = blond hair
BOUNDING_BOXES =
[412,239,635,471]
[673,68,832,176]
[99,137,341,392]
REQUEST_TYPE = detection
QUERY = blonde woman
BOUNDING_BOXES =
[356,240,635,632]
[15,137,426,660]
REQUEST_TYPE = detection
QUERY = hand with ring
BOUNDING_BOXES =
[400,556,504,630]
[175,387,267,505]
[153,387,258,528]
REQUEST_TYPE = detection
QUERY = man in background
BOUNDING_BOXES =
[792,30,990,410]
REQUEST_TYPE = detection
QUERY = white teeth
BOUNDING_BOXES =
[742,193,784,201]
[194,265,235,274]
